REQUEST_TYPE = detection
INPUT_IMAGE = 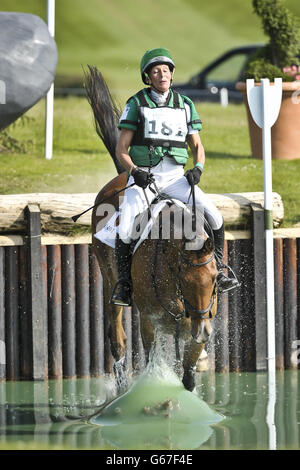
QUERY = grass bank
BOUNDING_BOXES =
[1,96,299,228]
[2,0,300,100]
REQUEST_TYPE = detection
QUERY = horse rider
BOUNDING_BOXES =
[111,47,239,306]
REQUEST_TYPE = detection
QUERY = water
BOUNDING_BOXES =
[0,369,299,450]
[90,359,223,450]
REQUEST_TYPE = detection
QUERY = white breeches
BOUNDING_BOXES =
[118,158,223,243]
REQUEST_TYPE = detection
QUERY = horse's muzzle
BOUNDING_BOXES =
[191,320,211,344]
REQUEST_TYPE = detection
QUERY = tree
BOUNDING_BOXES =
[244,0,300,81]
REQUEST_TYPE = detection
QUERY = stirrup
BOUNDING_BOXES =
[216,264,240,293]
[110,279,132,306]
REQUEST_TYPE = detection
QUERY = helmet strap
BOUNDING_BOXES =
[144,72,151,85]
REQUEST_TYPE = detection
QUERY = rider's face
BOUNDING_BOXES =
[148,64,173,93]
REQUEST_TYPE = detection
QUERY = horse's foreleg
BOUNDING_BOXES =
[182,319,212,391]
[108,304,127,361]
[107,304,129,394]
[94,246,127,364]
[139,315,155,364]
[182,340,204,391]
[102,280,128,393]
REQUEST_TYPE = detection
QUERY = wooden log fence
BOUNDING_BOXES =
[0,192,284,233]
[0,195,299,381]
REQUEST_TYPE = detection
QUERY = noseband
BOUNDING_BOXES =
[180,249,216,318]
[151,238,216,322]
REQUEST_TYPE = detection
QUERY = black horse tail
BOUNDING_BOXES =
[84,65,124,174]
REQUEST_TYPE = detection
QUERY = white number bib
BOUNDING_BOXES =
[141,107,188,143]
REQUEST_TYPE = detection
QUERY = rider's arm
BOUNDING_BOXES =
[186,132,205,169]
[116,128,137,174]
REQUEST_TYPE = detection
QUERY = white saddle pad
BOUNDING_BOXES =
[94,211,119,248]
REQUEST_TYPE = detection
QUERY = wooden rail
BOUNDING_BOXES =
[0,191,284,233]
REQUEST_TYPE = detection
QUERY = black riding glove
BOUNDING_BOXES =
[132,168,151,189]
[184,166,202,186]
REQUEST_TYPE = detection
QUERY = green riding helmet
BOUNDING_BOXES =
[140,48,175,84]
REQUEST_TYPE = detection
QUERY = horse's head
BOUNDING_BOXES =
[137,201,218,346]
[154,203,218,336]
[179,234,218,343]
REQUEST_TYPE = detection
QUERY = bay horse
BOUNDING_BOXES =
[85,67,218,392]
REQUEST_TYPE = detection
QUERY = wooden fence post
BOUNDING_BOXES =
[5,246,20,380]
[75,244,90,377]
[283,238,298,369]
[214,240,229,373]
[0,247,5,380]
[228,239,243,372]
[274,238,284,369]
[25,204,47,380]
[47,245,62,378]
[89,247,104,377]
[251,203,267,371]
[61,244,76,378]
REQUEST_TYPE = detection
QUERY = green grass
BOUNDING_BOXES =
[0,97,116,194]
[2,0,300,100]
[1,97,300,228]
[1,0,300,228]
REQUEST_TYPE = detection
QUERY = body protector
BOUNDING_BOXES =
[132,88,187,149]
[118,88,202,167]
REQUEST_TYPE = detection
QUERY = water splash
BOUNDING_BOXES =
[141,332,182,385]
[90,334,223,449]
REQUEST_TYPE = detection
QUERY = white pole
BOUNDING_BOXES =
[45,0,55,160]
[261,79,277,450]
[247,78,281,374]
[246,78,282,451]
[261,80,276,375]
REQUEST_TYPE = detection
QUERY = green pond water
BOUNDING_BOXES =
[0,363,299,450]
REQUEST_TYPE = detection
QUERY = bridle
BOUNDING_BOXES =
[180,248,216,318]
[151,237,217,323]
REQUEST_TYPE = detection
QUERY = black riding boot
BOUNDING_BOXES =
[110,235,133,306]
[213,223,239,293]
